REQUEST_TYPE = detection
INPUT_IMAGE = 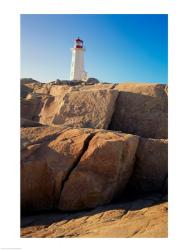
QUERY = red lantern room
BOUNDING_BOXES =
[75,37,83,48]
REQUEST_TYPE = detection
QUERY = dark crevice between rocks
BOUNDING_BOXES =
[58,131,98,205]
[107,90,120,131]
[120,177,167,205]
[112,137,167,206]
[21,129,97,216]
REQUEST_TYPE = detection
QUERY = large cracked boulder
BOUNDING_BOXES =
[127,137,168,194]
[109,83,168,139]
[21,126,139,212]
[21,127,94,211]
[59,131,139,211]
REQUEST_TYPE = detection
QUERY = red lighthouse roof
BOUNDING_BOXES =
[75,37,83,42]
[74,37,84,48]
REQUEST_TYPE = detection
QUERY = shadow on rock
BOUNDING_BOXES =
[21,193,166,228]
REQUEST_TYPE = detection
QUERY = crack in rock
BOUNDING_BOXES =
[58,132,97,204]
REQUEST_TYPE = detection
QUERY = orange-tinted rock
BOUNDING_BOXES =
[127,137,168,193]
[21,127,140,212]
[21,196,167,238]
[21,126,62,150]
[109,83,168,138]
[49,85,70,96]
[21,94,48,122]
[59,131,139,211]
[52,89,118,129]
[21,127,93,211]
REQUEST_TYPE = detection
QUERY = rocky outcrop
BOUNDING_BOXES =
[21,78,39,85]
[59,131,139,211]
[21,126,139,211]
[49,85,70,97]
[21,127,94,211]
[75,83,116,91]
[127,137,168,194]
[21,125,168,213]
[21,195,168,238]
[21,79,48,97]
[21,83,34,98]
[21,126,63,149]
[21,94,48,122]
[37,95,63,125]
[21,82,168,212]
[40,89,118,129]
[20,80,168,237]
[109,83,168,139]
[21,81,167,139]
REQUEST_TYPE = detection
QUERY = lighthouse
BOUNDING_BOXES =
[70,37,87,81]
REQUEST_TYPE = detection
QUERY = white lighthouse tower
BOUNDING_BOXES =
[70,37,87,81]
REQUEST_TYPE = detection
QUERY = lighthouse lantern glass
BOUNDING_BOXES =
[75,40,83,48]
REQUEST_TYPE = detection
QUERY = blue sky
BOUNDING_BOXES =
[21,14,168,83]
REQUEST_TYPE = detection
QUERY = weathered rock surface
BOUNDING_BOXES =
[21,126,139,211]
[21,79,39,97]
[127,137,168,194]
[49,85,70,97]
[21,126,94,211]
[21,81,168,140]
[21,195,168,238]
[109,83,168,139]
[21,80,48,97]
[21,126,63,150]
[74,82,115,91]
[21,87,118,129]
[21,78,39,85]
[59,131,139,211]
[20,80,168,238]
[21,80,115,98]
[37,95,63,125]
[50,89,119,129]
[21,93,48,122]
